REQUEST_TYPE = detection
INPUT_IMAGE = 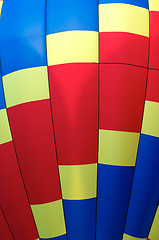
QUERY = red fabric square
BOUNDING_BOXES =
[0,141,19,181]
[99,32,149,67]
[0,209,14,240]
[56,130,98,165]
[149,11,159,69]
[0,174,29,213]
[99,64,147,100]
[146,69,159,103]
[7,99,53,140]
[23,166,62,204]
[52,96,98,131]
[14,132,57,173]
[5,207,38,240]
[99,96,144,132]
[48,63,98,98]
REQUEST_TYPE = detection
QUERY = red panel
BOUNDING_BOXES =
[5,207,39,240]
[52,96,98,131]
[23,166,62,204]
[7,99,53,140]
[149,11,159,69]
[99,96,144,132]
[48,63,98,98]
[100,64,147,100]
[0,174,29,213]
[48,63,98,165]
[56,130,98,165]
[146,69,159,103]
[99,32,149,67]
[0,209,14,240]
[14,132,57,172]
[0,141,19,181]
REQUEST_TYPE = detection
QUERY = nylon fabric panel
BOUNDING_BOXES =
[99,0,148,9]
[149,11,159,69]
[47,31,98,66]
[124,201,157,238]
[141,101,159,137]
[47,0,98,34]
[0,209,14,240]
[149,0,159,11]
[136,134,159,172]
[146,69,159,102]
[63,199,96,237]
[99,32,149,67]
[59,164,97,200]
[3,67,50,108]
[99,3,149,36]
[31,200,66,239]
[98,130,140,166]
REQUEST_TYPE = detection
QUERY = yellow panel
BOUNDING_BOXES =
[122,233,147,240]
[141,101,159,138]
[0,1,3,16]
[98,130,140,166]
[99,3,149,37]
[31,200,66,239]
[0,109,12,145]
[47,31,98,66]
[149,0,159,11]
[3,66,50,108]
[148,207,159,240]
[59,163,97,200]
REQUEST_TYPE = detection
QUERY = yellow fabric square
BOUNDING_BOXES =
[3,66,50,108]
[122,233,147,240]
[0,1,3,16]
[148,207,159,240]
[98,130,140,166]
[99,3,149,37]
[149,0,159,11]
[59,164,97,200]
[47,31,98,66]
[141,101,159,138]
[31,200,66,239]
[0,109,12,145]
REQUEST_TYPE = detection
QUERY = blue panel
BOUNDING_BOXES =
[97,164,134,200]
[63,198,96,236]
[48,0,97,4]
[67,233,95,240]
[1,36,47,76]
[0,0,45,14]
[47,1,98,34]
[129,166,159,205]
[96,198,129,236]
[96,233,123,240]
[1,9,45,46]
[0,71,6,110]
[40,234,67,240]
[98,0,149,9]
[124,200,157,238]
[136,134,159,172]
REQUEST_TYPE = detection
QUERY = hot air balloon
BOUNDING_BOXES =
[0,0,159,240]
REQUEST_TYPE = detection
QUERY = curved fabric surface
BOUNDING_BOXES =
[0,0,159,240]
